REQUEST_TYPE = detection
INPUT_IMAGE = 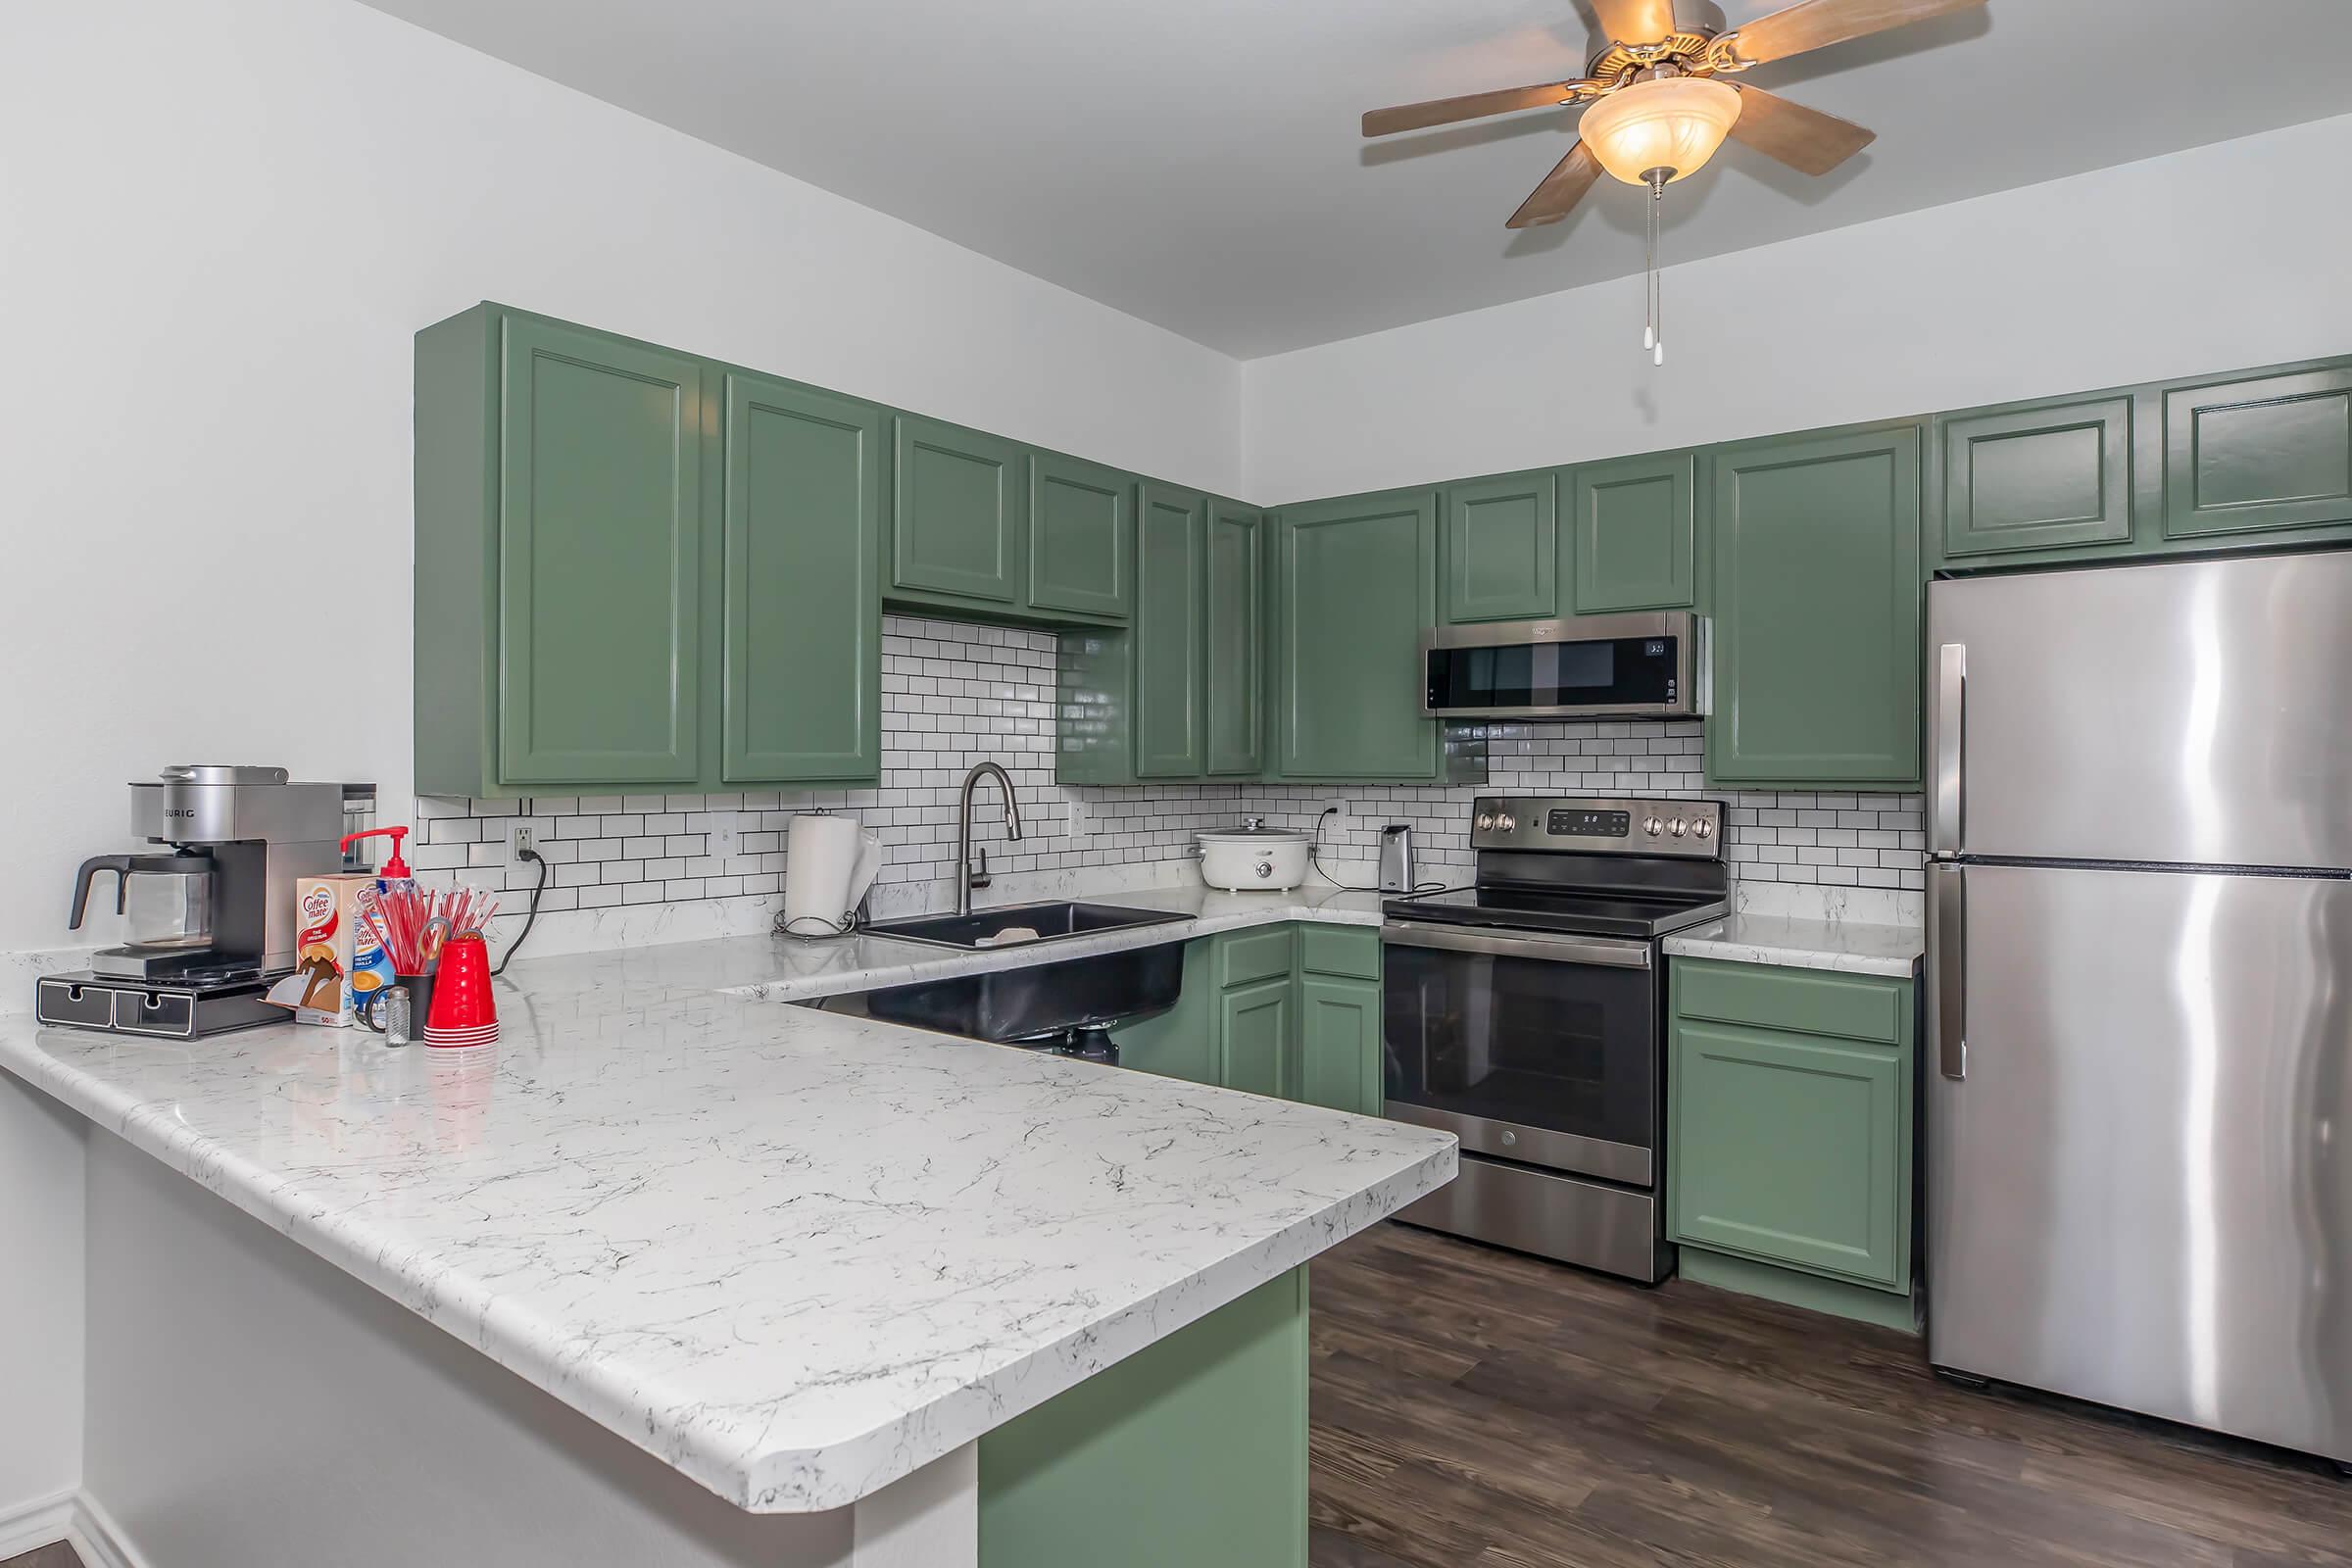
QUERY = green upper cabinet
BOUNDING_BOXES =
[1440,470,1557,623]
[1568,451,1700,612]
[1270,491,1440,781]
[1936,393,2135,562]
[1028,452,1132,620]
[718,372,883,784]
[890,415,1025,608]
[415,303,884,798]
[1204,501,1266,776]
[1706,425,1922,789]
[494,315,705,788]
[2163,366,2352,540]
[1134,483,1208,778]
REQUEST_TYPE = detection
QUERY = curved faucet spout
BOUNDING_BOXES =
[956,761,1023,914]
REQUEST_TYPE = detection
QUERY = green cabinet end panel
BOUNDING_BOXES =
[1219,976,1295,1100]
[719,373,883,784]
[1442,470,1557,623]
[1112,940,1220,1085]
[1705,425,1922,789]
[414,308,500,799]
[497,316,703,787]
[1204,502,1266,776]
[1134,483,1208,778]
[1938,396,2132,559]
[1028,452,1132,619]
[2164,367,2352,539]
[1570,451,1700,612]
[979,1268,1307,1568]
[1298,975,1382,1116]
[1271,492,1440,781]
[891,415,1024,606]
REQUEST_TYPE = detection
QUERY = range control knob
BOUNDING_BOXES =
[1643,816,1664,836]
[1475,812,1495,832]
[1692,817,1715,840]
[1668,817,1689,838]
[1494,811,1517,833]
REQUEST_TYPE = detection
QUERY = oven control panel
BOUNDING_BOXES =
[1471,797,1723,858]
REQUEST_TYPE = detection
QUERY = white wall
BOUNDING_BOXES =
[0,0,1240,956]
[1240,113,2352,503]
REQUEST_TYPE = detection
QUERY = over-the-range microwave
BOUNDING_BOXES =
[1420,611,1711,720]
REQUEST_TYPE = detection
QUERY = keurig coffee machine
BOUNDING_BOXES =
[38,765,371,1038]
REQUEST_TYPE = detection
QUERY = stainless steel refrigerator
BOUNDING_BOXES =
[1927,550,2352,1468]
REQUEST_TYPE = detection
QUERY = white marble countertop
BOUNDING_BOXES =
[0,876,1449,1515]
[1662,912,1925,978]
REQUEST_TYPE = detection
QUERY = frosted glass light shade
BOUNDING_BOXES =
[1580,76,1742,185]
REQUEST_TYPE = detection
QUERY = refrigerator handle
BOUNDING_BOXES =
[1930,862,1966,1080]
[1932,642,1965,854]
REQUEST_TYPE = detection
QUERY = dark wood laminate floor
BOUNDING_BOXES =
[0,1545,80,1568]
[1309,1223,2352,1568]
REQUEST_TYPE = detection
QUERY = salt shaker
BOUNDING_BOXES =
[381,983,414,1047]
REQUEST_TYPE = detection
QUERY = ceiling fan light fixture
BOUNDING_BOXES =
[1579,75,1742,185]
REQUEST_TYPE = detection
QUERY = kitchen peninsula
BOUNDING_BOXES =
[0,909,1454,1568]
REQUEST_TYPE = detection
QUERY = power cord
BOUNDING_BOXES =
[490,847,547,977]
[1306,807,1464,899]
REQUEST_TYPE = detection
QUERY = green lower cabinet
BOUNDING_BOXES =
[1568,450,1700,612]
[1297,976,1382,1116]
[1668,958,1916,1323]
[979,1267,1307,1567]
[1440,469,1557,623]
[1219,977,1294,1100]
[1269,491,1440,781]
[1705,424,1922,790]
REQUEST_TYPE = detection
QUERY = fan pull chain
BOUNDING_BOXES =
[1645,173,1666,368]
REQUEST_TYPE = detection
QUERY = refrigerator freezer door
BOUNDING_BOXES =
[1927,551,2352,868]
[1927,862,2352,1461]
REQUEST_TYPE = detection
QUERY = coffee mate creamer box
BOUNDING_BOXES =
[293,875,394,1027]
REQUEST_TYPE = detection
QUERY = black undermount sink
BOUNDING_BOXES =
[848,902,1191,1045]
[862,900,1187,951]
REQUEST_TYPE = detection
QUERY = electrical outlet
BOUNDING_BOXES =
[1319,798,1352,834]
[510,823,536,861]
[1061,787,1094,839]
[710,811,741,859]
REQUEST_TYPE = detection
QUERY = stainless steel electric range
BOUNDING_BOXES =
[1380,795,1728,1282]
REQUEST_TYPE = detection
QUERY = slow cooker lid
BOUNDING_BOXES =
[1197,815,1309,844]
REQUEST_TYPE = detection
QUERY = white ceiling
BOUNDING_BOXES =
[360,0,2352,358]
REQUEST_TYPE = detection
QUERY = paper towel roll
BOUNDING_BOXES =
[783,814,881,935]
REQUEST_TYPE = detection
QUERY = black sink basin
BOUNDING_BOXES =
[863,900,1187,951]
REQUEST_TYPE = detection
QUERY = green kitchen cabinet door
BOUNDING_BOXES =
[1270,492,1439,780]
[497,316,704,786]
[1028,451,1132,620]
[1669,1016,1910,1290]
[1134,482,1208,778]
[2163,366,2352,539]
[1204,501,1266,776]
[1569,451,1699,612]
[1937,395,2133,560]
[1441,470,1557,623]
[891,415,1024,606]
[1297,976,1382,1117]
[1112,940,1220,1085]
[1706,426,1922,788]
[1219,976,1294,1101]
[718,373,883,784]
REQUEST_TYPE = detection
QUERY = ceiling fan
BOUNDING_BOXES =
[1364,0,1986,361]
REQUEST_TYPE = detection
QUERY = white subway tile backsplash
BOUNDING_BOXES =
[414,614,1928,927]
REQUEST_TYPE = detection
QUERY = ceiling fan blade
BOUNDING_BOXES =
[1507,141,1604,229]
[1591,0,1681,46]
[1727,86,1876,175]
[1363,80,1590,138]
[1725,0,1984,66]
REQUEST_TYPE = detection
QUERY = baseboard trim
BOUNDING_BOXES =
[0,1488,77,1559]
[0,1489,148,1568]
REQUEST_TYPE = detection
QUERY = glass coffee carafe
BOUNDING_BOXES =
[70,851,216,955]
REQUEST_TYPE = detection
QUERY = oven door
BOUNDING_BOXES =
[1380,920,1658,1187]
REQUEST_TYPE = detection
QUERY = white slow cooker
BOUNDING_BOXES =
[1197,818,1311,892]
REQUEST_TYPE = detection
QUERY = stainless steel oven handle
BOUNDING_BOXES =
[1380,921,1652,969]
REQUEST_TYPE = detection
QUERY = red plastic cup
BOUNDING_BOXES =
[424,933,498,1048]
